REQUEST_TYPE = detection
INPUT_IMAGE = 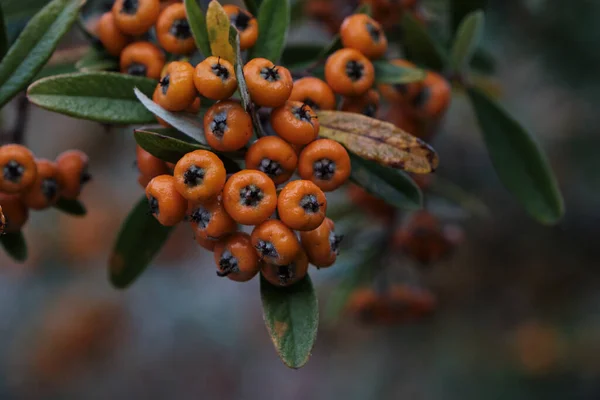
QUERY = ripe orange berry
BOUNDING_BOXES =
[298,139,351,192]
[120,42,165,79]
[154,61,196,111]
[0,193,28,233]
[203,101,253,152]
[223,5,258,51]
[189,198,237,241]
[289,77,337,111]
[411,72,451,119]
[245,136,297,185]
[173,150,226,202]
[222,170,277,225]
[214,232,261,282]
[0,144,37,194]
[251,219,301,265]
[300,218,342,268]
[340,13,387,59]
[346,287,381,321]
[193,56,238,100]
[261,250,309,287]
[97,12,130,57]
[243,58,293,108]
[112,0,160,35]
[271,101,320,145]
[341,88,380,117]
[22,159,60,210]
[156,3,195,54]
[195,233,217,251]
[145,175,187,226]
[393,211,452,265]
[378,59,423,104]
[386,284,436,321]
[55,150,91,200]
[277,180,327,231]
[325,48,374,97]
[136,145,169,180]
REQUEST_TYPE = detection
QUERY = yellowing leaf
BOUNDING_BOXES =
[206,0,235,64]
[317,111,439,173]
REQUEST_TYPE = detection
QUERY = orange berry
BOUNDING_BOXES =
[189,197,237,241]
[277,180,327,231]
[325,48,374,97]
[0,193,28,233]
[112,0,160,35]
[214,232,261,282]
[193,56,238,100]
[55,150,91,200]
[22,159,60,210]
[0,144,37,194]
[154,61,196,111]
[203,101,253,152]
[298,139,351,192]
[156,3,195,54]
[245,136,297,185]
[222,170,277,225]
[340,88,380,117]
[145,175,187,226]
[261,250,309,287]
[340,13,387,59]
[251,219,301,265]
[223,5,258,51]
[97,12,130,57]
[300,218,342,268]
[271,101,320,145]
[173,150,226,202]
[289,77,337,111]
[243,58,293,108]
[120,42,165,79]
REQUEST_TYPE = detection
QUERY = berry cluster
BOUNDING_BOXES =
[0,145,90,235]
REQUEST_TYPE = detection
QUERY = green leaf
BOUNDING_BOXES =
[401,12,447,72]
[467,87,564,224]
[35,61,77,79]
[109,196,173,289]
[75,47,119,72]
[243,0,260,16]
[0,0,83,108]
[1,0,48,21]
[0,231,27,262]
[54,197,86,216]
[0,4,8,61]
[350,153,422,210]
[133,87,206,143]
[373,60,426,84]
[27,72,156,124]
[184,0,212,57]
[206,0,236,64]
[281,43,323,68]
[249,0,289,62]
[450,10,484,74]
[471,47,496,74]
[134,128,242,173]
[450,0,487,33]
[260,274,318,369]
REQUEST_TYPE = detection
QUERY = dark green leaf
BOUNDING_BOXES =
[467,87,564,224]
[27,72,156,124]
[350,153,423,210]
[0,4,8,61]
[184,0,212,57]
[243,0,260,16]
[249,0,290,62]
[281,43,323,68]
[401,12,447,71]
[0,0,83,108]
[373,59,426,84]
[109,196,173,289]
[1,0,48,21]
[35,61,77,79]
[470,47,496,74]
[450,10,485,74]
[54,197,87,216]
[260,274,318,369]
[0,231,27,262]
[134,87,206,143]
[75,47,118,72]
[451,0,487,33]
[134,128,242,172]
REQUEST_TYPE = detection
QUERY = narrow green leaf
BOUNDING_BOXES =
[0,4,8,61]
[450,0,487,33]
[281,43,323,68]
[75,47,119,72]
[35,61,77,79]
[54,197,87,216]
[471,47,496,74]
[467,87,564,224]
[0,0,83,108]
[260,274,318,369]
[450,10,484,74]
[134,87,206,143]
[401,12,447,72]
[243,0,260,16]
[350,153,423,210]
[109,196,173,289]
[373,60,426,84]
[27,72,156,124]
[134,128,242,173]
[249,0,290,62]
[1,0,48,21]
[0,231,27,262]
[184,0,212,57]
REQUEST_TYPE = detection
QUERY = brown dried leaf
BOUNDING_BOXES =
[317,111,439,173]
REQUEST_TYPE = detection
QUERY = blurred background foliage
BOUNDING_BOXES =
[0,0,599,398]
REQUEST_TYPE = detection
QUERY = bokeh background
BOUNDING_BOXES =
[1,0,599,398]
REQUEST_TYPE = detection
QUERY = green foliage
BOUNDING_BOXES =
[450,0,487,33]
[75,48,118,72]
[373,59,426,84]
[27,72,156,124]
[249,0,290,63]
[467,87,564,224]
[243,0,261,16]
[0,231,27,262]
[184,0,212,57]
[400,12,447,71]
[0,4,7,61]
[260,275,318,369]
[350,153,423,210]
[54,198,87,216]
[0,0,83,108]
[109,196,174,289]
[450,10,485,75]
